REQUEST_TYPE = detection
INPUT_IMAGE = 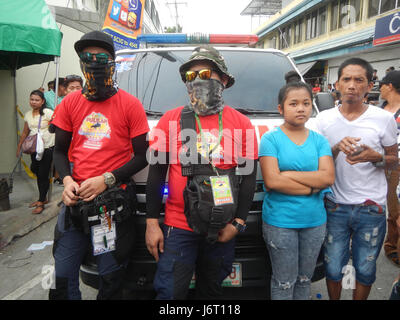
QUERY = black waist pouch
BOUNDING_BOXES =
[67,180,138,264]
[183,166,241,243]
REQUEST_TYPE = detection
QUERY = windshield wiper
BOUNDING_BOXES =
[153,51,177,62]
[234,107,280,115]
[145,110,164,116]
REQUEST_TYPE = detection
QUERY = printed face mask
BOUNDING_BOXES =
[80,60,118,101]
[186,78,225,116]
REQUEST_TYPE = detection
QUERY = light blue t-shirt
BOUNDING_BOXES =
[44,90,63,111]
[259,127,332,228]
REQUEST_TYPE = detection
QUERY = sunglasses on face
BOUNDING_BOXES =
[79,52,111,64]
[185,69,216,82]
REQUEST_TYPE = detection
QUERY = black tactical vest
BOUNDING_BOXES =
[180,106,241,244]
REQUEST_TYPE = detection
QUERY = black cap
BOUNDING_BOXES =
[381,70,400,90]
[74,31,115,59]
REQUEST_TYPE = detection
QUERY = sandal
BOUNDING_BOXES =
[32,204,45,214]
[386,252,400,267]
[29,200,48,208]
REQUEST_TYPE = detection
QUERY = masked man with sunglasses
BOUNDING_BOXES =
[145,46,258,299]
[49,31,149,300]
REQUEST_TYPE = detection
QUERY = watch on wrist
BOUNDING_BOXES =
[231,220,246,233]
[372,154,385,168]
[103,172,116,188]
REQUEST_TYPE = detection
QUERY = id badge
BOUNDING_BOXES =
[210,175,234,206]
[91,215,116,256]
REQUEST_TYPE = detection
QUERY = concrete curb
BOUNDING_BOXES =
[0,195,62,250]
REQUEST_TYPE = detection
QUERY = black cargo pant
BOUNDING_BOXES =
[30,147,53,202]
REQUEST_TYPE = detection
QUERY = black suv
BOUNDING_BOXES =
[80,47,325,299]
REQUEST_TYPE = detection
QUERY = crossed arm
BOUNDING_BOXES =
[259,155,335,195]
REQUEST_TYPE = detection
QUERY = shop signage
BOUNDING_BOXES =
[373,11,400,46]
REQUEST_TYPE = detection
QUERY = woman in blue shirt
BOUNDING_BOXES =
[259,81,335,300]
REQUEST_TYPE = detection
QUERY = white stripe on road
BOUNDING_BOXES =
[1,273,44,300]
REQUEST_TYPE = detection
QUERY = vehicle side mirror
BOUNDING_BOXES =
[315,92,335,111]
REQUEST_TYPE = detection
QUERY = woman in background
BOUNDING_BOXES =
[17,90,55,214]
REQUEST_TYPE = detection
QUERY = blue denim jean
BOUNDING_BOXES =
[52,205,125,300]
[323,199,387,286]
[262,222,326,300]
[153,224,235,300]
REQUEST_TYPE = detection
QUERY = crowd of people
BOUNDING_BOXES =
[15,30,400,301]
[17,74,83,213]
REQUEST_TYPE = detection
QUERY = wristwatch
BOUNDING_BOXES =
[372,153,386,168]
[103,172,116,188]
[231,220,247,233]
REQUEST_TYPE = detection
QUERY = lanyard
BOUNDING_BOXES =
[194,111,223,174]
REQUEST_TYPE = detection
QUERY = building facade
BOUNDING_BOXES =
[254,0,400,88]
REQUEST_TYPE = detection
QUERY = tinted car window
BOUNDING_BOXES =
[117,49,295,113]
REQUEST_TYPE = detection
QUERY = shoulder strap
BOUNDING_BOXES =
[180,106,197,176]
[38,114,42,130]
[180,107,220,176]
[180,106,196,140]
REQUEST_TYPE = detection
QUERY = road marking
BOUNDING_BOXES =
[1,272,44,300]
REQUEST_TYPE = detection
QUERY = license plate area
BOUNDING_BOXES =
[189,262,242,288]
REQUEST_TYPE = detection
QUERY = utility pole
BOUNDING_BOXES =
[166,0,187,31]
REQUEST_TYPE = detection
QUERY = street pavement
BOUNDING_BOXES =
[0,172,63,250]
[0,172,399,300]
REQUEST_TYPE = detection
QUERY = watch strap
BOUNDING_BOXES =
[231,220,246,232]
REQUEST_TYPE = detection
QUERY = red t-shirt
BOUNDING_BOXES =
[149,106,258,231]
[52,89,149,184]
[312,86,321,93]
[51,104,74,161]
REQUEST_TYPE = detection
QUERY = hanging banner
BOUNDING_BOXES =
[102,0,146,51]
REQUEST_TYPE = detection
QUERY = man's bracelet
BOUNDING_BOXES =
[372,154,385,168]
[309,187,314,196]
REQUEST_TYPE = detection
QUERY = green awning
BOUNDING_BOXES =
[0,0,62,70]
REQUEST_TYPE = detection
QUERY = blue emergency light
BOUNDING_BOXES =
[137,33,258,46]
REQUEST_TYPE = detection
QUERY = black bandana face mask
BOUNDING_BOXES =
[80,60,118,101]
[186,78,225,116]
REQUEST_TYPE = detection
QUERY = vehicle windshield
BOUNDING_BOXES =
[116,49,295,114]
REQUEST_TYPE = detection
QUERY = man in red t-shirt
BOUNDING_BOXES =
[49,31,149,300]
[312,82,321,95]
[145,46,258,299]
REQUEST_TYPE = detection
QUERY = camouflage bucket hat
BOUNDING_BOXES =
[179,45,235,88]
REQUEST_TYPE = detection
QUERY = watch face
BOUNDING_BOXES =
[233,221,246,232]
[104,173,116,186]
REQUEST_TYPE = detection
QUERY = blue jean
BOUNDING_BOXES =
[153,224,235,300]
[52,205,125,300]
[262,222,326,300]
[323,199,386,286]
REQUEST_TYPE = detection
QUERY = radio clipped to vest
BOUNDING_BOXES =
[180,106,242,244]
